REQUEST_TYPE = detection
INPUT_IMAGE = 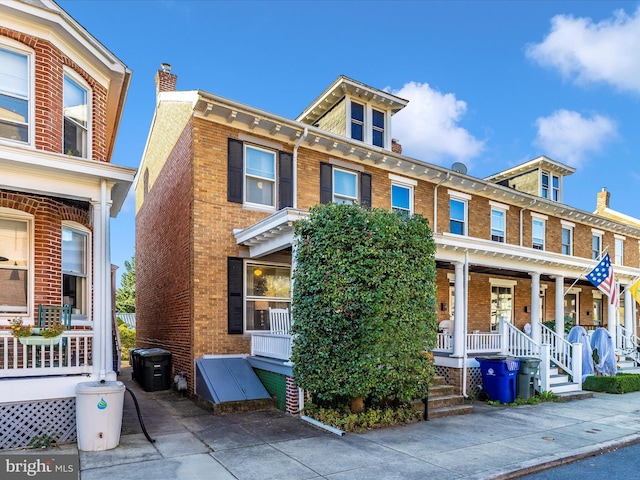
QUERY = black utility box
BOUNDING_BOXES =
[131,348,171,392]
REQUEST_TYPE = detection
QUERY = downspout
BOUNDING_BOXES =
[433,173,451,233]
[519,199,537,246]
[462,250,469,398]
[292,127,308,209]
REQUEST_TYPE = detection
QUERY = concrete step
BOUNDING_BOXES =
[424,404,474,419]
[549,381,582,394]
[432,375,446,386]
[427,394,466,409]
[554,390,594,402]
[428,384,456,397]
[550,373,569,385]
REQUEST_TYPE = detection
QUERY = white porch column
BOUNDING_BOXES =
[624,285,633,345]
[452,261,465,357]
[529,272,541,344]
[554,275,564,338]
[290,235,298,324]
[92,180,114,381]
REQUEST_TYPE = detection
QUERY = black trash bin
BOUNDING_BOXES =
[135,348,172,392]
[517,357,541,400]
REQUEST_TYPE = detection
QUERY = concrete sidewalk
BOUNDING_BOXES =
[75,370,640,480]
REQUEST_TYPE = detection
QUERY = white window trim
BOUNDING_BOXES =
[332,167,359,204]
[592,230,603,259]
[244,260,291,334]
[62,221,92,323]
[243,143,277,210]
[346,97,391,149]
[63,67,92,159]
[490,206,507,243]
[447,190,472,201]
[489,201,509,210]
[560,220,575,228]
[615,237,624,265]
[490,278,518,287]
[448,197,468,236]
[0,207,34,322]
[561,224,573,256]
[532,217,546,250]
[0,39,35,147]
[389,174,415,216]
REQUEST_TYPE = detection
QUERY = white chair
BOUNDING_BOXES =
[438,320,453,334]
[269,308,291,335]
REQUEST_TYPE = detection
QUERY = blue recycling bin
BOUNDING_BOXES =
[476,356,520,403]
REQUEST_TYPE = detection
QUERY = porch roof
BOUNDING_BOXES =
[233,208,309,258]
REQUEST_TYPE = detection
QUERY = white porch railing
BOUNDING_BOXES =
[434,332,502,354]
[540,323,572,374]
[0,330,93,377]
[251,333,293,363]
[436,333,453,351]
[617,325,640,365]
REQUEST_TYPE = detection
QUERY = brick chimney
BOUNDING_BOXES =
[155,63,177,96]
[596,187,610,211]
[391,138,402,154]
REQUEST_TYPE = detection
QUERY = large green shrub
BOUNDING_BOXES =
[291,203,437,404]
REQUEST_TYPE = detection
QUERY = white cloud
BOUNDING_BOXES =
[389,82,484,165]
[534,109,617,166]
[526,8,640,93]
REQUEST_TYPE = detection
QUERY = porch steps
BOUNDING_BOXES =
[548,367,582,395]
[554,390,593,402]
[410,376,474,419]
[617,357,640,373]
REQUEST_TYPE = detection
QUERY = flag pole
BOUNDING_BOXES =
[563,246,609,297]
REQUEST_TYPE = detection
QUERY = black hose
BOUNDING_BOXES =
[125,386,156,443]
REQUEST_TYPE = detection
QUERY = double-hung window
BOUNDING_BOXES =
[320,162,372,208]
[592,231,603,260]
[333,168,358,204]
[448,191,470,236]
[615,235,625,265]
[561,224,573,255]
[372,109,385,148]
[531,214,546,250]
[490,202,508,243]
[541,171,560,201]
[350,102,364,142]
[0,46,29,144]
[390,174,415,217]
[245,145,276,207]
[0,211,31,315]
[228,137,293,210]
[63,74,89,158]
[62,225,89,317]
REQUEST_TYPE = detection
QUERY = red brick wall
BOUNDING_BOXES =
[136,120,194,390]
[0,191,91,312]
[1,29,109,162]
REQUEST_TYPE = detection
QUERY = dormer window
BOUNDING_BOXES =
[372,109,385,147]
[347,99,388,148]
[351,102,364,142]
[541,171,559,201]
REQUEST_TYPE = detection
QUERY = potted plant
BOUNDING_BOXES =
[9,318,64,345]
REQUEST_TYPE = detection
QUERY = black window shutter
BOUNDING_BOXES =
[227,257,244,334]
[320,162,333,204]
[278,151,294,209]
[228,138,244,203]
[360,172,372,209]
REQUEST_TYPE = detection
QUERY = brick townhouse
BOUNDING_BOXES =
[0,0,135,449]
[136,67,640,410]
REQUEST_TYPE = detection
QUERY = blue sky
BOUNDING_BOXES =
[56,0,640,286]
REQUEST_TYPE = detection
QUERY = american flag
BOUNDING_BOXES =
[586,253,618,305]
